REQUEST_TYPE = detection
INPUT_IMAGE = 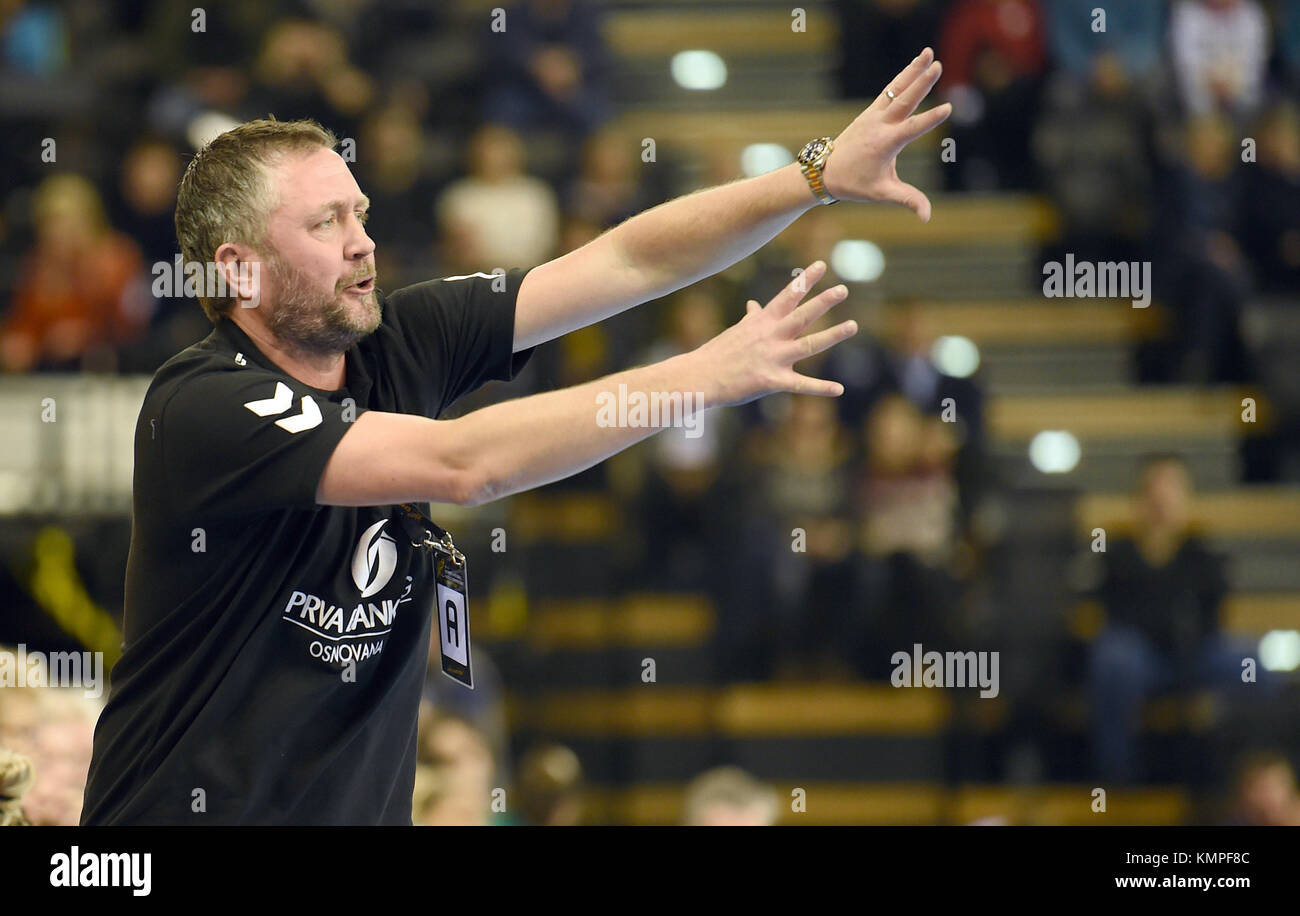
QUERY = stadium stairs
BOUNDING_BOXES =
[463,3,1299,824]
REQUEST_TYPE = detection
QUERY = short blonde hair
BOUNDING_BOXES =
[682,766,779,825]
[175,117,337,323]
[0,747,34,826]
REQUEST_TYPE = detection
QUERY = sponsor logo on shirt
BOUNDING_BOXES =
[352,519,397,597]
[280,519,416,668]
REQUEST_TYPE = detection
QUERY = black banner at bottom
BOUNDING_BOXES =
[4,825,1287,903]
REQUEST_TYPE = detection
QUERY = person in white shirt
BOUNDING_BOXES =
[1170,0,1271,118]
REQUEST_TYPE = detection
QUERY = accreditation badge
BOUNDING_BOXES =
[432,546,471,688]
[399,502,473,689]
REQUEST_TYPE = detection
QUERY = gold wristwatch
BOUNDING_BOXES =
[797,136,838,205]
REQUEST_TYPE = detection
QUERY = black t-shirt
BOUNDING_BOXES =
[80,268,534,825]
[1096,535,1228,656]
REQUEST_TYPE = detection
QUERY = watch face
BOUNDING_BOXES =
[799,138,829,165]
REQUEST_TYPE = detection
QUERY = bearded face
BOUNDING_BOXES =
[261,246,381,357]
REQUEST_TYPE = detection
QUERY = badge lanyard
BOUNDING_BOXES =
[397,503,472,689]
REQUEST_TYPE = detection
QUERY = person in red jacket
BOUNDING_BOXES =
[2,174,147,372]
[938,0,1049,190]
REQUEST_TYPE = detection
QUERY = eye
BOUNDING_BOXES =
[356,210,370,226]
[317,216,336,229]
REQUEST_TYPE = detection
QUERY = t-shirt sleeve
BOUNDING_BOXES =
[380,267,536,417]
[159,368,359,520]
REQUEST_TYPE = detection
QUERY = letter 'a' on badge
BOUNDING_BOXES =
[435,554,472,689]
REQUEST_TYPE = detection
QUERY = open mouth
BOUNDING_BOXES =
[346,276,376,294]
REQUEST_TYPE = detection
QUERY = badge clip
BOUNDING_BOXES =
[415,528,465,568]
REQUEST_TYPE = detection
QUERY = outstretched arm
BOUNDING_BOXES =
[320,262,855,507]
[511,48,951,351]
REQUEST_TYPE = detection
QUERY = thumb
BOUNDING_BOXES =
[746,299,762,316]
[882,180,933,223]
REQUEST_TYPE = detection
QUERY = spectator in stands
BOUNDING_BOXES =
[704,245,848,681]
[1044,0,1165,91]
[0,663,41,833]
[23,688,96,826]
[0,747,34,826]
[0,678,98,826]
[416,711,496,826]
[1238,101,1300,294]
[938,0,1049,190]
[141,0,269,85]
[112,136,215,371]
[1087,453,1255,784]
[2,173,148,373]
[353,101,440,291]
[892,304,986,516]
[1225,749,1300,825]
[562,126,657,231]
[1236,105,1300,483]
[113,137,181,268]
[682,766,779,826]
[434,123,560,275]
[139,0,270,148]
[513,743,584,826]
[245,19,374,143]
[1148,114,1251,384]
[744,394,859,680]
[1036,0,1162,262]
[633,286,739,592]
[851,394,962,678]
[1,0,68,79]
[481,0,613,140]
[424,640,509,780]
[1169,0,1271,122]
[826,301,988,522]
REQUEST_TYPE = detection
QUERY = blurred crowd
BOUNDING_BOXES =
[845,0,1300,392]
[0,642,794,825]
[2,0,1299,823]
[3,643,1296,824]
[2,0,1296,383]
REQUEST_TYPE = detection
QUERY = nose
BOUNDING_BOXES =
[346,216,376,262]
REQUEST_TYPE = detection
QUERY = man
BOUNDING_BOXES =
[81,51,951,824]
[1088,453,1257,783]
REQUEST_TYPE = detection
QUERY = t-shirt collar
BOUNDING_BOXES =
[212,315,374,404]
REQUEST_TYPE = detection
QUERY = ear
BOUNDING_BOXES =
[214,241,265,309]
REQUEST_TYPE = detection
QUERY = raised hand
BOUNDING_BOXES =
[692,260,858,408]
[820,47,953,222]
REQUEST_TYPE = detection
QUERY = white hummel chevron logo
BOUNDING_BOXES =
[242,381,323,433]
[276,396,321,433]
[243,381,293,416]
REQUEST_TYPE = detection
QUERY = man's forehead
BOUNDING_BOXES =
[273,148,364,212]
